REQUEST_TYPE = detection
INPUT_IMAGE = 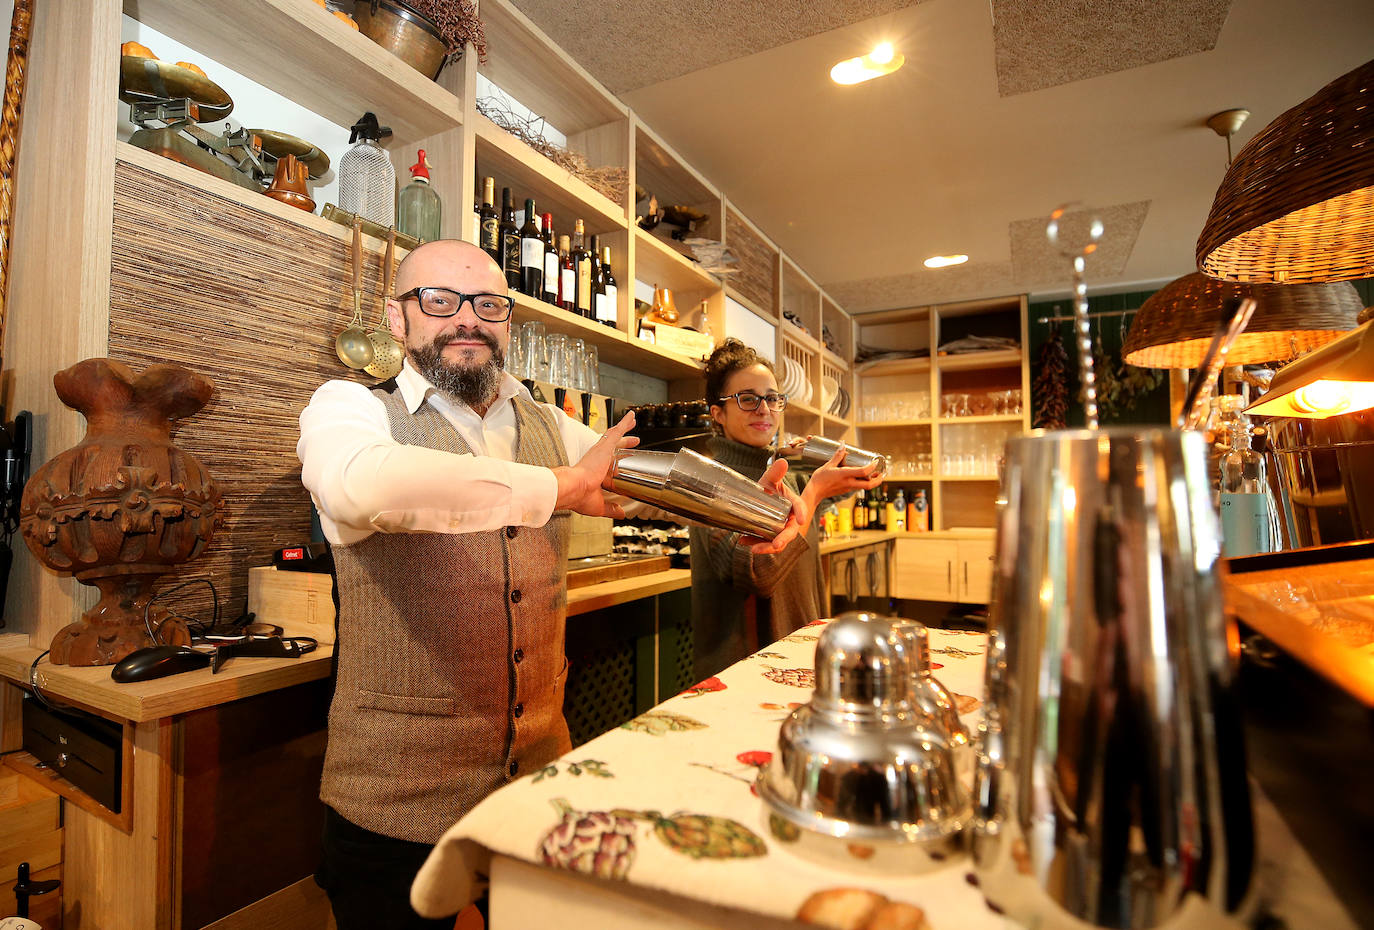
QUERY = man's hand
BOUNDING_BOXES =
[740,459,813,554]
[800,446,884,511]
[554,411,640,518]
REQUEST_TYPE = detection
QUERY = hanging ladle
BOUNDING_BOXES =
[335,218,375,370]
[364,227,405,379]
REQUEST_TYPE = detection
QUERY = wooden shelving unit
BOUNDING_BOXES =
[854,295,1030,531]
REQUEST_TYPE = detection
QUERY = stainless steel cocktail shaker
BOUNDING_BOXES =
[972,428,1255,929]
[609,447,792,538]
[782,436,888,477]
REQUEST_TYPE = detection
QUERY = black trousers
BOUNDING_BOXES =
[316,806,457,930]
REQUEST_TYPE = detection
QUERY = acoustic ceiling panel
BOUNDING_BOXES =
[509,0,922,94]
[992,0,1233,96]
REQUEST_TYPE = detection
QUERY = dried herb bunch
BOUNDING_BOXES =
[1032,327,1069,430]
[401,0,487,63]
[476,97,628,204]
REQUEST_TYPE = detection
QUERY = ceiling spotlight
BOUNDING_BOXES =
[924,254,969,269]
[831,42,905,85]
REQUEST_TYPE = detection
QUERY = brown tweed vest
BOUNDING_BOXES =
[321,383,572,844]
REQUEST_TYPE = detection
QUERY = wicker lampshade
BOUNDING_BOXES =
[1196,58,1374,284]
[1122,272,1362,368]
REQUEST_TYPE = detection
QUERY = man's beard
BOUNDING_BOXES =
[407,324,505,409]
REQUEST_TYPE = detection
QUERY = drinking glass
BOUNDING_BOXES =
[546,333,572,386]
[584,345,601,393]
[569,338,588,390]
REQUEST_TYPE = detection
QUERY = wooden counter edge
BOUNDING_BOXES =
[0,645,335,723]
[567,568,692,617]
[1223,577,1374,708]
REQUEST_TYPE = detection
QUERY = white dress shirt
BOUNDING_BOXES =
[298,360,604,545]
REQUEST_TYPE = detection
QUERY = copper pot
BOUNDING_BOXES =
[352,0,449,80]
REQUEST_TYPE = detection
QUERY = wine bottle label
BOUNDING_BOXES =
[576,262,591,310]
[602,284,618,323]
[520,237,543,269]
[543,252,559,293]
[480,218,499,251]
[504,233,521,272]
[1220,492,1272,557]
[560,269,574,303]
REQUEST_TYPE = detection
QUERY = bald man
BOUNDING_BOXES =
[299,240,810,928]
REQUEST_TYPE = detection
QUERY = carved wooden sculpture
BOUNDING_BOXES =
[20,359,225,665]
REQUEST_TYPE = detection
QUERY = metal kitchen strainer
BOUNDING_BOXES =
[364,227,404,379]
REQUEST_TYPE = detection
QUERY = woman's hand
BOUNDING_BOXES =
[801,446,884,511]
[742,459,813,554]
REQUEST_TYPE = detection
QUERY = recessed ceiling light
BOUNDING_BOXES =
[924,254,969,269]
[830,42,905,85]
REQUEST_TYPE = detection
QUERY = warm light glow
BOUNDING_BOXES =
[924,254,969,269]
[830,44,905,85]
[1250,380,1374,418]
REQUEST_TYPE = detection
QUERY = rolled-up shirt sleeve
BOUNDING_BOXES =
[298,380,559,542]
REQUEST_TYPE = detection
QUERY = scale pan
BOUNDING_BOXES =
[118,55,234,121]
[249,129,332,178]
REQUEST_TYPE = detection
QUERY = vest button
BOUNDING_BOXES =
[513,702,524,718]
[506,526,518,538]
[510,589,522,604]
[508,760,519,777]
[513,648,524,664]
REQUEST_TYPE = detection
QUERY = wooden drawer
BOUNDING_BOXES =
[0,769,62,927]
[892,537,956,600]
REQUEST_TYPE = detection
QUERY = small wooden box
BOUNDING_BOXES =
[641,322,714,360]
[247,567,336,644]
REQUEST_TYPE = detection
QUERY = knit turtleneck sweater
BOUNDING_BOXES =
[687,436,819,681]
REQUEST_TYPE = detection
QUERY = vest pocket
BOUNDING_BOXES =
[356,690,456,716]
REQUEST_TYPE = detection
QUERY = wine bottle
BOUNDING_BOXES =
[478,177,499,263]
[519,198,543,298]
[540,213,558,305]
[558,235,575,313]
[499,187,520,289]
[571,219,592,318]
[588,234,603,320]
[597,245,619,328]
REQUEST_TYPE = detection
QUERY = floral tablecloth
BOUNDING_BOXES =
[412,622,1008,929]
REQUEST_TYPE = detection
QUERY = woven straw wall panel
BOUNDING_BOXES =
[109,159,379,623]
[726,207,776,314]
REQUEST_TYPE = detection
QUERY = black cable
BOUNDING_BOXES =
[141,577,220,645]
[28,649,77,713]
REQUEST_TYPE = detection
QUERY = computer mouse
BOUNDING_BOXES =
[111,645,211,683]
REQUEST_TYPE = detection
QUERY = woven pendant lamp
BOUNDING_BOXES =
[1196,58,1374,283]
[1122,272,1363,368]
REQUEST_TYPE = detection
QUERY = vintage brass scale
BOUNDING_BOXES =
[118,55,330,193]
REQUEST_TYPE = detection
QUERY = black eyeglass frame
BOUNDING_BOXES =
[395,287,515,322]
[716,390,789,412]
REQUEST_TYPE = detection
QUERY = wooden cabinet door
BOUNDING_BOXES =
[860,544,888,598]
[830,550,859,602]
[891,538,955,601]
[958,539,995,603]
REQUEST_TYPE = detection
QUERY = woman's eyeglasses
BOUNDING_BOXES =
[718,391,788,412]
[395,287,515,322]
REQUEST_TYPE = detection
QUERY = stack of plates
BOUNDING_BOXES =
[779,357,812,407]
[828,386,851,418]
[820,375,839,412]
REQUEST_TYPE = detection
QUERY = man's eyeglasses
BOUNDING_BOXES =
[395,287,515,322]
[718,391,788,412]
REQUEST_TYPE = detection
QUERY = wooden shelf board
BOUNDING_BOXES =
[475,114,626,236]
[886,474,935,482]
[821,346,849,372]
[856,356,931,376]
[115,141,401,255]
[567,568,692,617]
[938,475,1001,482]
[615,332,706,378]
[477,0,628,135]
[935,349,1023,371]
[936,415,1025,425]
[124,0,463,148]
[859,419,932,428]
[787,400,821,418]
[633,228,719,294]
[854,305,933,326]
[0,644,335,723]
[781,319,818,349]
